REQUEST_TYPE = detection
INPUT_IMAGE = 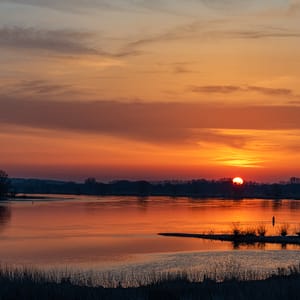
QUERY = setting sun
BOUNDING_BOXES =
[232,177,244,185]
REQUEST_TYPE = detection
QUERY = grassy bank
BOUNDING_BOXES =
[1,264,300,299]
[159,232,300,246]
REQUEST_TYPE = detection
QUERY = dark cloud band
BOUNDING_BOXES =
[1,98,300,144]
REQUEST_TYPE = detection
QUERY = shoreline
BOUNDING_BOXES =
[159,232,300,245]
[5,193,300,201]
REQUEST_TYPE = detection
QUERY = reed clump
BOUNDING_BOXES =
[231,224,268,238]
[243,227,256,237]
[279,224,290,237]
[256,224,267,237]
[294,225,300,236]
[231,223,242,237]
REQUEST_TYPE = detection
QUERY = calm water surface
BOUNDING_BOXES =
[1,195,300,280]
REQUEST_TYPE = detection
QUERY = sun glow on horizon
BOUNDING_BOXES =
[232,177,244,185]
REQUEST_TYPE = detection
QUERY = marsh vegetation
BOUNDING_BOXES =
[1,263,300,300]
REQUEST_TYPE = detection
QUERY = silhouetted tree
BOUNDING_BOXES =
[137,181,150,196]
[0,170,10,199]
[85,177,97,185]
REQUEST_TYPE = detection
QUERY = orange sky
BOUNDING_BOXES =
[1,0,300,182]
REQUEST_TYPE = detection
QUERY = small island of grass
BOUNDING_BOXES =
[159,223,300,246]
[159,232,300,246]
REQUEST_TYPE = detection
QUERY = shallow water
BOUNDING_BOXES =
[1,195,300,280]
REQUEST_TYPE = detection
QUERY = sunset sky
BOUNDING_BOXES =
[1,0,300,182]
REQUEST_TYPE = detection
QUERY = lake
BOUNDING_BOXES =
[1,195,300,285]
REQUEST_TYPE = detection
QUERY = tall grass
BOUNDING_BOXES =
[243,227,256,237]
[231,222,242,236]
[231,223,267,237]
[1,263,300,300]
[0,261,299,288]
[294,225,300,236]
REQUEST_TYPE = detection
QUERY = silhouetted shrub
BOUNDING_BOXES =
[243,227,256,237]
[231,223,242,236]
[279,224,289,236]
[257,224,267,237]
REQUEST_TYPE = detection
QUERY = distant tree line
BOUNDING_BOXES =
[0,170,10,199]
[9,176,300,199]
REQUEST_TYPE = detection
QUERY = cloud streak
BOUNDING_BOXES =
[0,26,141,58]
[191,85,242,94]
[190,85,293,96]
[0,0,191,16]
[127,22,300,51]
[0,27,98,55]
[4,80,78,96]
[0,0,289,15]
[1,99,300,146]
[0,0,119,13]
[1,22,298,60]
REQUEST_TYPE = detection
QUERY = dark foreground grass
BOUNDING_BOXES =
[1,265,300,300]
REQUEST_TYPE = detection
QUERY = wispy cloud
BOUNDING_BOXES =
[0,26,141,58]
[171,62,200,74]
[0,0,189,16]
[0,27,98,55]
[4,80,74,96]
[190,85,293,96]
[126,21,300,51]
[191,85,242,94]
[247,86,292,96]
[0,0,119,13]
[219,29,300,39]
[1,20,298,62]
[0,0,290,17]
[198,0,250,10]
[286,0,300,16]
[126,22,205,48]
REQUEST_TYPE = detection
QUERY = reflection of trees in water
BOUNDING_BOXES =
[272,199,282,210]
[84,197,150,214]
[281,243,287,250]
[288,201,300,210]
[232,242,266,250]
[137,196,149,211]
[0,205,11,230]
